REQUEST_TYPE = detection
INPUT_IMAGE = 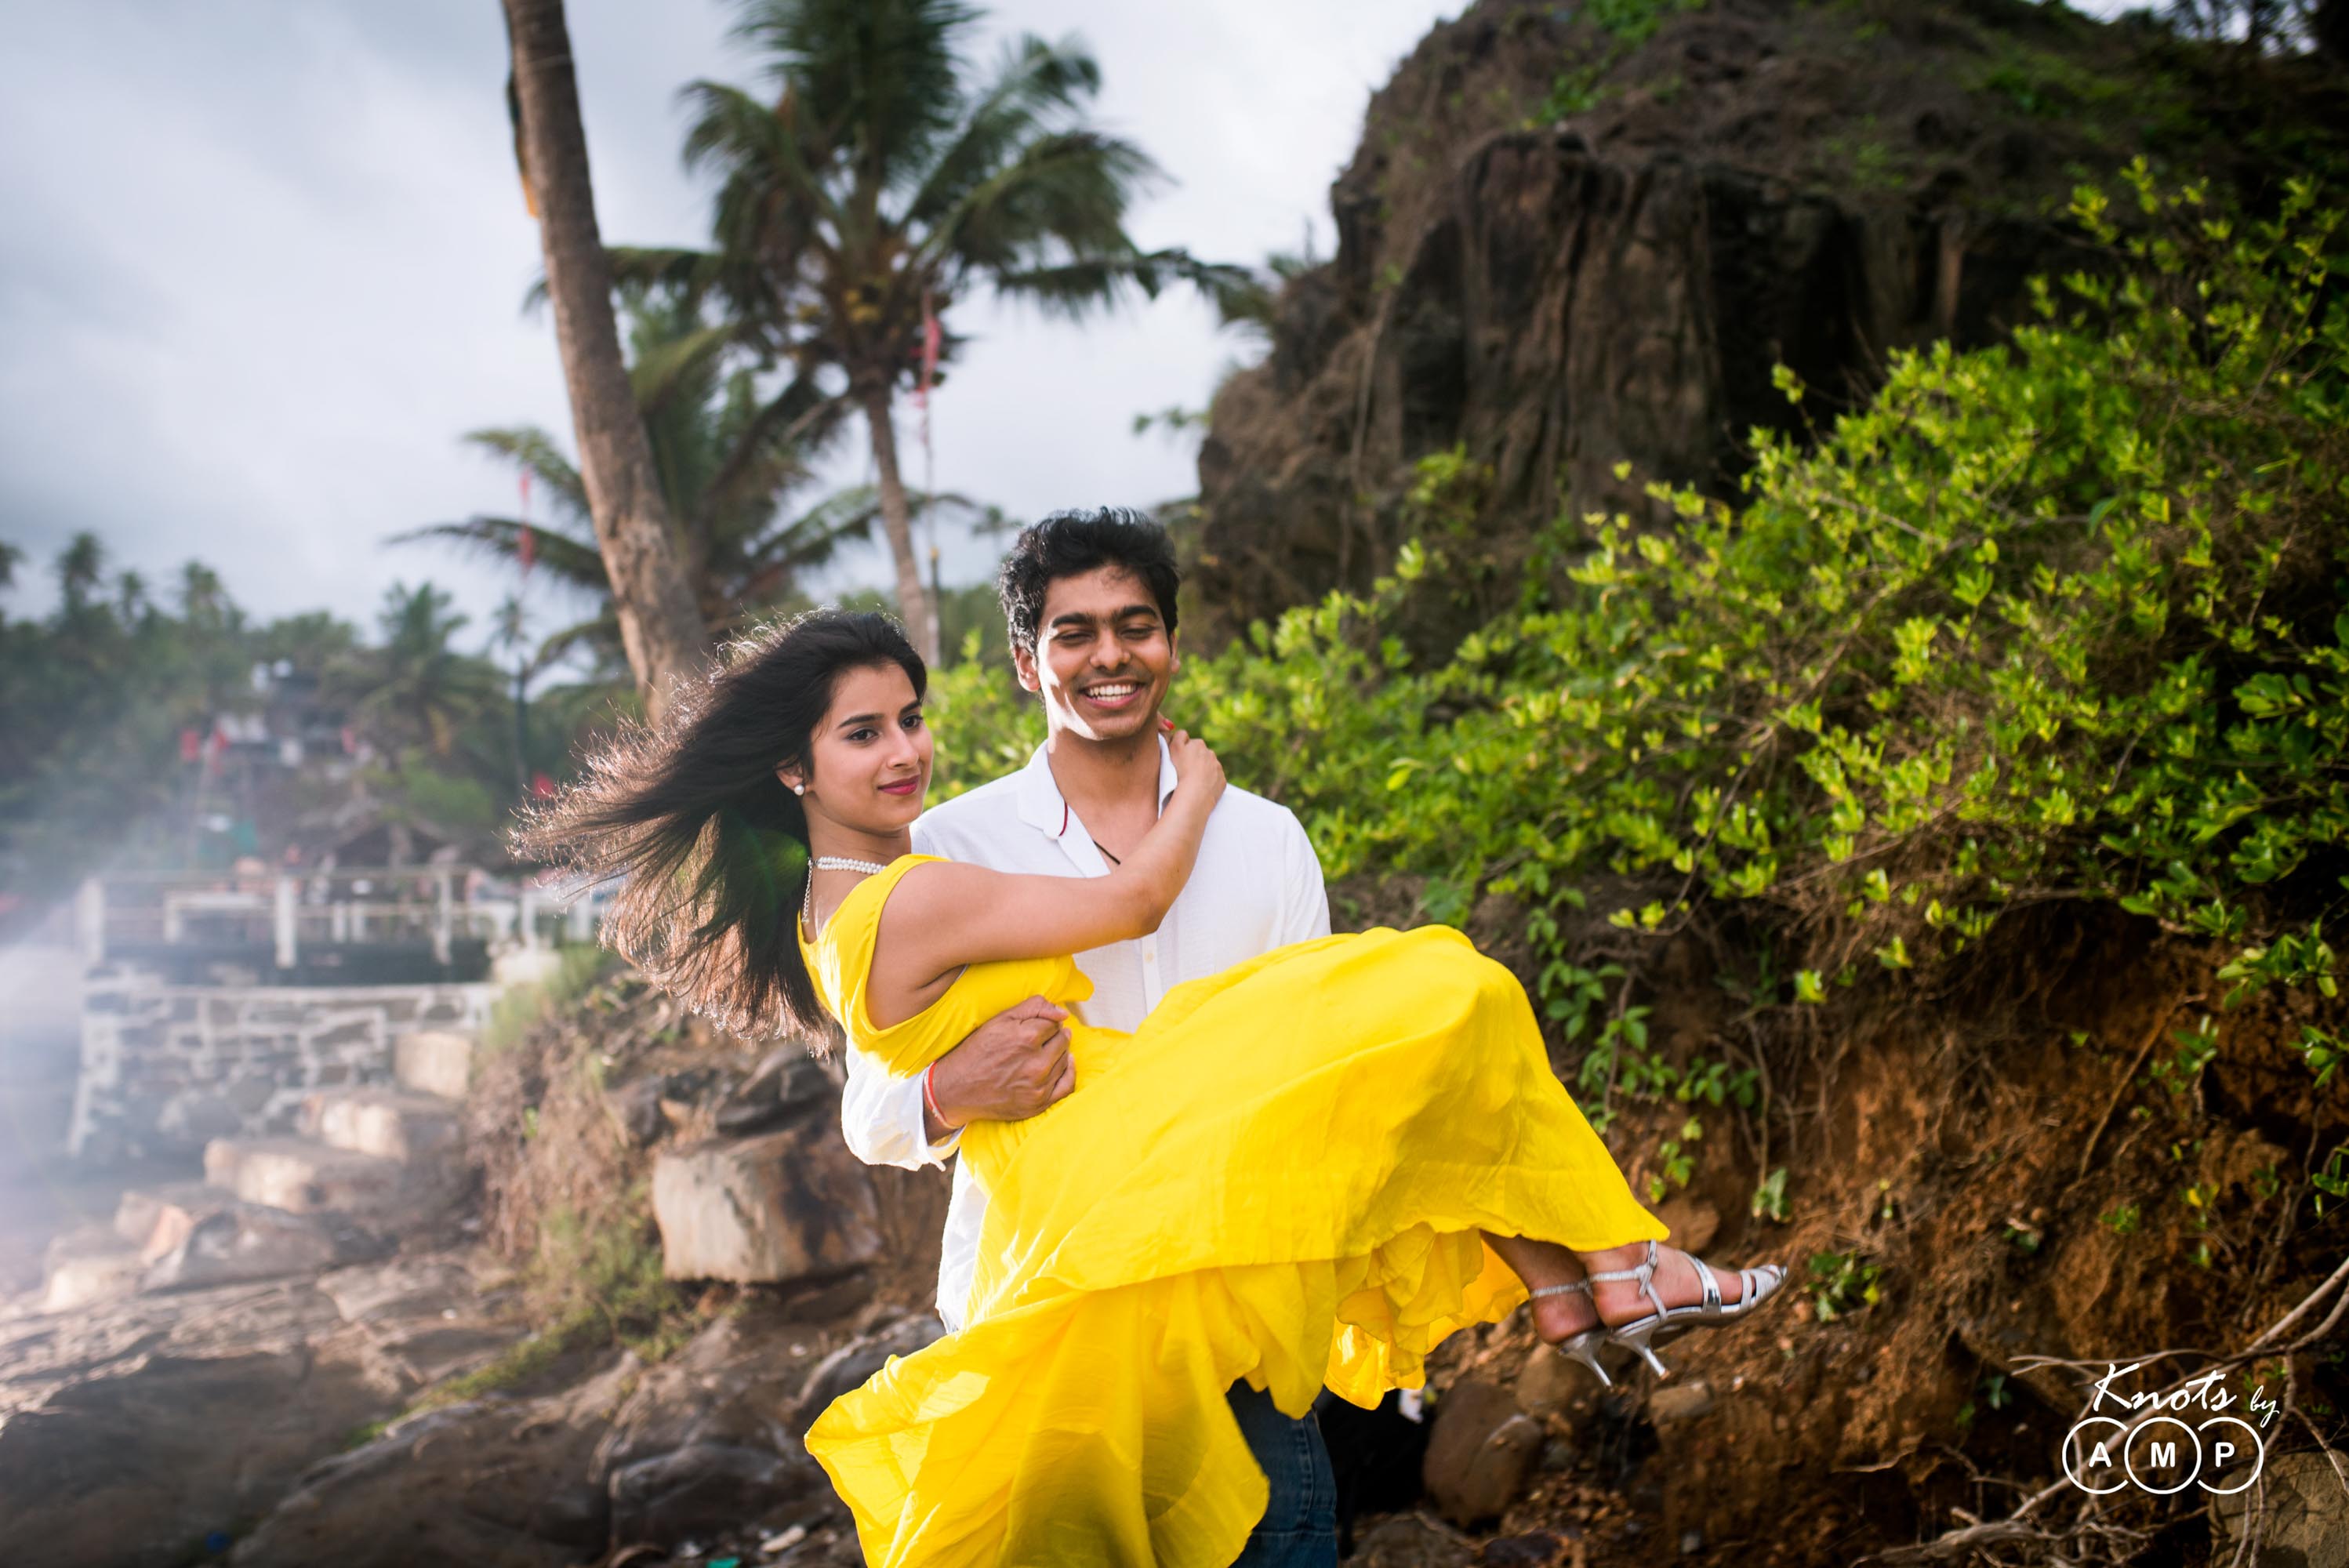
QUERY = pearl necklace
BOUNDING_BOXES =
[802,854,892,936]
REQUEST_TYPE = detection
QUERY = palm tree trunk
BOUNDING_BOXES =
[503,0,709,720]
[859,380,937,664]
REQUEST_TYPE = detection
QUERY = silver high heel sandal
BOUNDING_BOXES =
[1527,1278,1615,1388]
[1588,1239,1787,1379]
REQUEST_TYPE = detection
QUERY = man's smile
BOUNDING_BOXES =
[1079,679,1145,709]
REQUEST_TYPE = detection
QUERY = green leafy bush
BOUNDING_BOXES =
[930,167,2347,1158]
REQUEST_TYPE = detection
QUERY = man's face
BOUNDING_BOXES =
[1014,564,1178,744]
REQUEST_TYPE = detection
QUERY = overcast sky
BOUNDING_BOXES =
[0,0,2145,641]
[0,0,1471,640]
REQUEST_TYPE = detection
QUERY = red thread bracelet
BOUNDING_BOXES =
[922,1061,950,1135]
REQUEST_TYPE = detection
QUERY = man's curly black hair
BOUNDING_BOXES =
[997,506,1182,652]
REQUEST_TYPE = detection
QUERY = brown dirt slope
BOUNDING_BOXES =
[1341,881,2349,1565]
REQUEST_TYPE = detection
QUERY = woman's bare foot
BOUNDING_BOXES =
[1577,1241,1753,1328]
[1480,1232,1601,1344]
[1527,1273,1601,1345]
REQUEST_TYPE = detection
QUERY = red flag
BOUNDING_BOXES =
[517,472,536,576]
[914,293,940,410]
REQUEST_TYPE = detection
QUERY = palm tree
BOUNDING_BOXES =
[502,0,709,719]
[394,292,941,667]
[344,583,499,760]
[610,0,1246,661]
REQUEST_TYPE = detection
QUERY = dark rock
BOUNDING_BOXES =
[140,1201,389,1293]
[1481,1531,1571,1566]
[714,1047,836,1136]
[315,1254,477,1322]
[1421,1379,1541,1528]
[651,1122,885,1284]
[2213,1450,2349,1566]
[1352,1514,1476,1568]
[1183,0,2280,644]
[228,1349,637,1567]
[604,1075,669,1148]
[1648,1379,1715,1423]
[607,1442,815,1548]
[0,1345,397,1568]
[793,1311,946,1434]
[590,1311,830,1552]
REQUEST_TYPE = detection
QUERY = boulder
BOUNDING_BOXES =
[315,1254,480,1323]
[651,1123,884,1285]
[228,1349,640,1568]
[1515,1339,1602,1418]
[140,1201,389,1294]
[297,1086,463,1165]
[1652,1196,1721,1256]
[714,1047,837,1137]
[114,1180,233,1259]
[0,1342,396,1568]
[793,1311,946,1434]
[1352,1514,1477,1568]
[1479,1532,1575,1566]
[1648,1379,1715,1424]
[38,1224,149,1313]
[201,1135,459,1225]
[2213,1450,2349,1567]
[392,1029,471,1100]
[603,1074,670,1149]
[1422,1378,1542,1528]
[307,1254,528,1387]
[589,1309,833,1552]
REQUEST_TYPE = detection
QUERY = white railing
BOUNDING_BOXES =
[76,867,604,969]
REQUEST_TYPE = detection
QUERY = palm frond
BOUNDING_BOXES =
[735,483,882,602]
[726,0,978,181]
[533,611,624,670]
[703,371,848,522]
[387,517,611,595]
[681,78,841,232]
[524,245,726,317]
[459,428,591,517]
[904,33,1102,226]
[923,129,1164,279]
[627,318,742,415]
[988,246,1253,324]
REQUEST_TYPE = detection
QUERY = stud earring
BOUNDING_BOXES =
[793,783,805,796]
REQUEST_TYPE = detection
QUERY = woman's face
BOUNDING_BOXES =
[785,661,931,837]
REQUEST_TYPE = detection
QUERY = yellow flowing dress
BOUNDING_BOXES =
[800,855,1668,1567]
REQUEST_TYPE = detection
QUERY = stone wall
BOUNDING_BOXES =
[69,966,499,1162]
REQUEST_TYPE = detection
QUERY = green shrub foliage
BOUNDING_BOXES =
[928,167,2347,1139]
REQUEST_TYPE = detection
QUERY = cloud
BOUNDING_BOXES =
[0,0,1447,637]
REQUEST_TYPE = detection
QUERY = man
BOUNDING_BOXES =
[839,506,1340,1566]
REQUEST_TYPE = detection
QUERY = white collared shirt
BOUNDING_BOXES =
[837,735,1332,1330]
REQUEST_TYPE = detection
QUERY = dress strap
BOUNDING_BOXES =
[802,854,944,1058]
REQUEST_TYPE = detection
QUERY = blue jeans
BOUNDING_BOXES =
[1225,1380,1338,1567]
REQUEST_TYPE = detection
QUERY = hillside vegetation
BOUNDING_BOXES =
[927,169,2349,1559]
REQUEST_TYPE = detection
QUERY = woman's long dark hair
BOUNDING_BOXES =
[515,609,926,1041]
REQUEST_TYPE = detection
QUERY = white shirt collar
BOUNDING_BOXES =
[1013,735,1177,840]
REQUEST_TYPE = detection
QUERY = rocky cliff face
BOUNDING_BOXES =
[1192,0,2347,633]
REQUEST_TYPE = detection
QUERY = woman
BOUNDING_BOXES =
[525,610,1784,1566]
